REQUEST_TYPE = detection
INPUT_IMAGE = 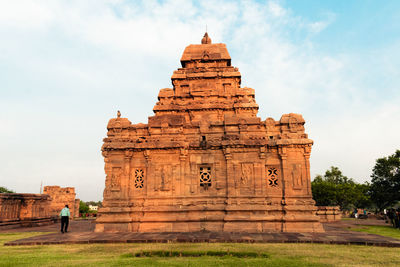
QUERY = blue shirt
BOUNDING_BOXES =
[60,207,70,217]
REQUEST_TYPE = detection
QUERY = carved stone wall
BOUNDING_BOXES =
[0,194,52,229]
[43,186,78,218]
[96,33,323,233]
[317,206,341,222]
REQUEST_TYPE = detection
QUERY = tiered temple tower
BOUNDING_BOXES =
[95,33,323,233]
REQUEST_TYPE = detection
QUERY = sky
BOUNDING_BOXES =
[0,0,399,201]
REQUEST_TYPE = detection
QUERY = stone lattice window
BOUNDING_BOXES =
[134,169,144,189]
[267,167,278,187]
[199,167,212,189]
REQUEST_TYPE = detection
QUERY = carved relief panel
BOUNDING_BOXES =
[155,165,172,192]
[110,167,122,191]
[240,163,253,186]
[152,164,179,194]
[291,163,303,189]
[239,163,255,195]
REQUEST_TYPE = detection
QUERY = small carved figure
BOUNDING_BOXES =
[240,164,252,185]
[292,164,302,187]
[159,165,171,191]
[111,168,122,190]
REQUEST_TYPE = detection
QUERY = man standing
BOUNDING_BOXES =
[60,204,70,233]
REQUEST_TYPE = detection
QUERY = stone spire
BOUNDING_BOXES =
[201,32,212,44]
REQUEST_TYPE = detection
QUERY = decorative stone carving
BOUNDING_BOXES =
[199,166,212,189]
[267,167,279,187]
[134,169,144,189]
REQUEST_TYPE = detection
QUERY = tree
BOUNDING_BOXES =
[311,175,337,206]
[369,150,400,211]
[0,186,14,193]
[79,200,89,214]
[311,166,371,211]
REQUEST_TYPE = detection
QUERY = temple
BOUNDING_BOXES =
[95,33,323,233]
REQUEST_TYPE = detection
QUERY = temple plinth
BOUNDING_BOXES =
[95,33,323,233]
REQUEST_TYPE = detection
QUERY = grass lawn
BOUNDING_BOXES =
[341,217,356,221]
[350,225,400,240]
[1,232,400,267]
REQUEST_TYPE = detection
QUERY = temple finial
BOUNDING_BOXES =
[117,110,121,118]
[201,32,212,44]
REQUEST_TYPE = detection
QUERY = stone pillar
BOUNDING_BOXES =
[278,146,288,232]
[278,146,287,204]
[304,145,312,196]
[124,150,133,199]
[144,149,151,197]
[179,148,188,196]
[224,147,233,197]
[254,162,263,196]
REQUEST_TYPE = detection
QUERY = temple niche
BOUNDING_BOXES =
[95,33,324,233]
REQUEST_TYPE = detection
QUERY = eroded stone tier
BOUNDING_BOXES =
[96,33,323,233]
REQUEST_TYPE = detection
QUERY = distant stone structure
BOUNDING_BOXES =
[75,199,80,217]
[96,33,323,233]
[0,186,80,229]
[317,206,341,222]
[43,186,79,218]
[89,205,98,211]
[0,194,52,229]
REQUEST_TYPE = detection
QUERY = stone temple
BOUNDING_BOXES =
[95,33,323,233]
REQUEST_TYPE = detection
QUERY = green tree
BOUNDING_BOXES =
[0,186,14,193]
[369,150,400,211]
[79,200,89,214]
[354,183,372,208]
[324,166,352,184]
[311,175,337,206]
[311,166,371,211]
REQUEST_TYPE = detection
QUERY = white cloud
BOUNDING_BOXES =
[268,1,286,17]
[0,0,54,29]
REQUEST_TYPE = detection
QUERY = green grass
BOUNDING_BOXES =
[350,225,400,240]
[0,232,53,245]
[341,217,356,221]
[1,232,400,266]
[125,250,270,258]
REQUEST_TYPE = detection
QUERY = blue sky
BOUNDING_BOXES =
[289,0,400,51]
[0,0,399,201]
